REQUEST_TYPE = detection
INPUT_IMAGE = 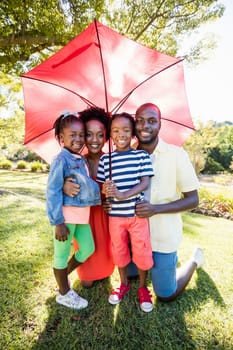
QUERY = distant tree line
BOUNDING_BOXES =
[184,121,233,174]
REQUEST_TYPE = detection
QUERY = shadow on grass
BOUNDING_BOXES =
[31,277,115,350]
[30,268,226,350]
[112,268,226,350]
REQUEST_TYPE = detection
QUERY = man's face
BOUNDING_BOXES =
[135,106,161,144]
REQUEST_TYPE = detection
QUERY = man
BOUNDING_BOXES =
[134,102,205,302]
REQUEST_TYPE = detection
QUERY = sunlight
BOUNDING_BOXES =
[113,303,120,325]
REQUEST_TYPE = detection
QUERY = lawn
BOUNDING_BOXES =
[0,170,233,350]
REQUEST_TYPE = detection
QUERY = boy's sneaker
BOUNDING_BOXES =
[108,283,130,305]
[56,289,88,310]
[138,287,153,313]
[191,247,205,268]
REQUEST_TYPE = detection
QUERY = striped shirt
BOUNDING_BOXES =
[96,149,154,217]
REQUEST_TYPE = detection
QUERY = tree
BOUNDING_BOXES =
[229,156,233,172]
[183,121,218,174]
[0,0,224,74]
[185,122,233,174]
[205,125,233,171]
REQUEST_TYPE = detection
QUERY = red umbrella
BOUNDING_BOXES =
[21,20,194,164]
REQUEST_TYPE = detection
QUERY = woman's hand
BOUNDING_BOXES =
[63,177,80,197]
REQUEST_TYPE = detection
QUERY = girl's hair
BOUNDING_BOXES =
[109,112,136,137]
[79,107,110,140]
[53,113,83,144]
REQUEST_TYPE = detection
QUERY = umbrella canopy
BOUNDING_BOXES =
[22,20,194,164]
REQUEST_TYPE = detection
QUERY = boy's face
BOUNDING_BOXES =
[111,116,132,152]
[60,121,85,154]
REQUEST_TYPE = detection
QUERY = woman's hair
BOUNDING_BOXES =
[53,112,83,144]
[109,112,136,137]
[79,107,110,140]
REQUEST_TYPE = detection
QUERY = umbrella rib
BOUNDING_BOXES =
[22,76,97,108]
[111,59,184,114]
[161,117,195,130]
[24,127,56,145]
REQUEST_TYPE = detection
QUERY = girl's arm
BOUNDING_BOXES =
[55,223,70,241]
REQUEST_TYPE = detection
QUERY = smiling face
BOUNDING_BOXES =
[59,120,85,154]
[135,104,161,146]
[110,116,133,152]
[85,120,106,155]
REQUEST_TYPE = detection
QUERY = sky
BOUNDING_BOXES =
[183,0,233,124]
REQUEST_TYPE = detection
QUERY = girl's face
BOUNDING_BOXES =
[85,120,106,155]
[59,121,85,154]
[110,116,132,152]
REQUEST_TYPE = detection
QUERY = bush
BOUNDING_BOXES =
[196,188,233,220]
[0,157,12,170]
[16,160,28,169]
[30,161,43,172]
[203,156,225,174]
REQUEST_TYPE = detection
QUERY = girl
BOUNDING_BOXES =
[46,112,100,310]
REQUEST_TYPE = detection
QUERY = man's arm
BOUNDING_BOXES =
[135,190,199,218]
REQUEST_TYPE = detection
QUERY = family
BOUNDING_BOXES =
[46,102,205,313]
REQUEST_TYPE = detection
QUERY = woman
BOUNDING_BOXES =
[64,107,114,287]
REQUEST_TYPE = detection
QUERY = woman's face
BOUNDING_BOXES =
[85,120,107,155]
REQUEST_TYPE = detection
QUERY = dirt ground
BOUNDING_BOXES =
[198,174,233,187]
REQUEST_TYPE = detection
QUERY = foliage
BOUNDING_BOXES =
[0,171,233,349]
[205,125,233,171]
[184,121,218,174]
[0,107,24,147]
[230,156,233,172]
[0,1,224,74]
[203,156,225,174]
[184,122,233,174]
[16,160,27,169]
[30,161,44,172]
[0,157,12,169]
[196,186,233,220]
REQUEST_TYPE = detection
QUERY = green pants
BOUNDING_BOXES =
[53,223,95,269]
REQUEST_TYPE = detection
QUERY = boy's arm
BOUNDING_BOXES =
[105,176,150,201]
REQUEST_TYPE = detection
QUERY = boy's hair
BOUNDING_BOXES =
[53,113,83,144]
[79,107,110,140]
[110,112,136,137]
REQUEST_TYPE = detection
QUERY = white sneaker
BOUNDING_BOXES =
[56,289,88,310]
[191,247,205,268]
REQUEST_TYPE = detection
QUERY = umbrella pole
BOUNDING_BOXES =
[95,19,113,202]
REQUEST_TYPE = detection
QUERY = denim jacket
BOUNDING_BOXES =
[46,148,101,225]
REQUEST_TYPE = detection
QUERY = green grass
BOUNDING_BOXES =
[0,170,233,350]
